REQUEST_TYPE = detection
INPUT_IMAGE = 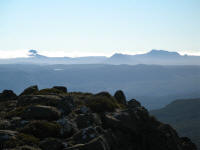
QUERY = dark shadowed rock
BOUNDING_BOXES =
[39,138,64,150]
[102,104,197,150]
[21,120,61,138]
[114,90,126,105]
[180,137,197,150]
[103,106,150,134]
[20,85,39,96]
[0,130,18,142]
[0,90,17,101]
[53,86,67,93]
[21,105,61,121]
[0,120,11,130]
[65,136,110,150]
[12,145,41,150]
[9,117,30,129]
[75,113,101,129]
[128,99,141,108]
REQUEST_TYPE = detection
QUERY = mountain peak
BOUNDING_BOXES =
[28,49,38,57]
[147,49,180,57]
[110,53,131,58]
[28,49,47,58]
[111,53,125,57]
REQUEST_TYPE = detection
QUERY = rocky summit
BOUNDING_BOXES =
[0,86,197,150]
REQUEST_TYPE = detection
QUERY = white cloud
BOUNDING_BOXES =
[0,50,29,58]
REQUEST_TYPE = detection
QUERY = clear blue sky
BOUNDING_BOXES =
[0,0,200,58]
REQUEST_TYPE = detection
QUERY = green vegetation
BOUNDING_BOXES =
[86,95,121,113]
[2,133,39,149]
[21,120,61,138]
[70,91,123,113]
[36,88,66,95]
[6,106,27,118]
[17,133,39,145]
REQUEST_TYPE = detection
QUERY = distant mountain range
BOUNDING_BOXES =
[0,49,200,65]
[151,98,200,149]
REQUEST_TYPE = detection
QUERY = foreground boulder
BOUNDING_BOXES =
[0,86,197,150]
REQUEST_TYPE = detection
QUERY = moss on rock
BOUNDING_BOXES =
[21,120,61,138]
[36,88,66,95]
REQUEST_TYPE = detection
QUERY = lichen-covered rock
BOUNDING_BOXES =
[80,106,90,114]
[65,136,110,150]
[56,118,76,138]
[104,106,149,134]
[20,105,61,121]
[17,95,74,115]
[69,126,106,146]
[11,145,41,150]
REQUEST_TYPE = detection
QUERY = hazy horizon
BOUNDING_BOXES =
[0,49,200,59]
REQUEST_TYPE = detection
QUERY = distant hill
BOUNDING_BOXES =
[0,49,200,65]
[151,98,200,149]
